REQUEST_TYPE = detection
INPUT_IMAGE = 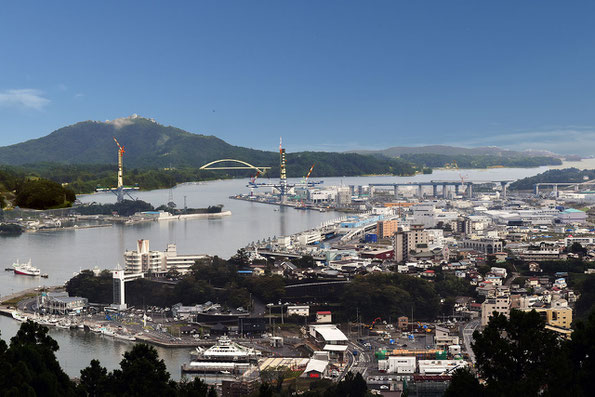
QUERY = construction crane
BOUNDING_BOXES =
[248,170,261,196]
[369,317,382,329]
[452,160,467,196]
[113,137,125,189]
[304,163,315,186]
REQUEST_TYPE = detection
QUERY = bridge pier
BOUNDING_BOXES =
[443,184,448,198]
[535,185,539,195]
[553,184,558,197]
[417,185,423,198]
[394,186,399,197]
[432,184,438,197]
[455,185,460,195]
[467,184,473,198]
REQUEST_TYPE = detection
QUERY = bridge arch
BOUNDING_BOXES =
[199,159,271,174]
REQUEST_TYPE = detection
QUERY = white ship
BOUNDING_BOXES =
[191,335,261,362]
[13,259,41,276]
[182,335,261,374]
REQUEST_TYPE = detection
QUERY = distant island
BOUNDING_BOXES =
[349,145,563,169]
[510,168,595,190]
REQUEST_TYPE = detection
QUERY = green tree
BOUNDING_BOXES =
[0,321,76,396]
[443,367,484,397]
[78,359,110,397]
[565,311,595,396]
[111,344,177,397]
[570,242,587,256]
[471,310,562,396]
[177,376,216,397]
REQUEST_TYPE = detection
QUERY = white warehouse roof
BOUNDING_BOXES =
[311,325,348,342]
[304,359,328,374]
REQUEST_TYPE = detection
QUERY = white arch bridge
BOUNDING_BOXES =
[199,159,272,174]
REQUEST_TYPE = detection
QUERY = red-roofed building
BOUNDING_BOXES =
[316,311,332,323]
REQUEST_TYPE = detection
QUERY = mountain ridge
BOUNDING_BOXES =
[347,144,561,158]
[0,115,416,177]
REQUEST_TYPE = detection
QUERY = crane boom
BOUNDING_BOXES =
[113,137,125,154]
[305,163,315,186]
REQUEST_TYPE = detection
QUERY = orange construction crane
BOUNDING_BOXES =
[369,317,382,329]
[305,163,315,185]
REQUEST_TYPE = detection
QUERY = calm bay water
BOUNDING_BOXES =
[0,166,555,378]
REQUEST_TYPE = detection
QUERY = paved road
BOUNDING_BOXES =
[341,340,371,380]
[462,319,480,363]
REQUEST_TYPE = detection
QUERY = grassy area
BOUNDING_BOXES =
[1,292,38,306]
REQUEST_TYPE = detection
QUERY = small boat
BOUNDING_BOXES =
[11,311,27,322]
[12,259,41,276]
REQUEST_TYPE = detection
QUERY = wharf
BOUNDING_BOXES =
[134,333,201,348]
[230,195,329,212]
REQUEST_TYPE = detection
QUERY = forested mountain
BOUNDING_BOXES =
[0,115,415,177]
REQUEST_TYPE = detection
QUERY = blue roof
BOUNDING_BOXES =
[562,208,584,213]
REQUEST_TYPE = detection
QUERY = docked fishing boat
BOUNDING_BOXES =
[11,311,28,322]
[12,259,41,276]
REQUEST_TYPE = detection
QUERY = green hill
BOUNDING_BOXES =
[510,168,595,190]
[0,115,415,177]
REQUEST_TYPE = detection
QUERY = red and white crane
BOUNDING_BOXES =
[113,137,125,188]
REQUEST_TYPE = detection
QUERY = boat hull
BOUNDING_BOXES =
[13,269,40,276]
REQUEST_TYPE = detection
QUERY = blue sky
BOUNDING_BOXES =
[1,1,595,154]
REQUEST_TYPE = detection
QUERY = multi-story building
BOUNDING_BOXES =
[460,238,503,254]
[528,307,573,329]
[124,239,207,275]
[377,219,398,239]
[394,224,429,263]
[519,249,565,262]
[335,187,352,207]
[481,296,510,326]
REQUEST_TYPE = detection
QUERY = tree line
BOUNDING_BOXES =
[445,308,595,397]
[67,252,475,323]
